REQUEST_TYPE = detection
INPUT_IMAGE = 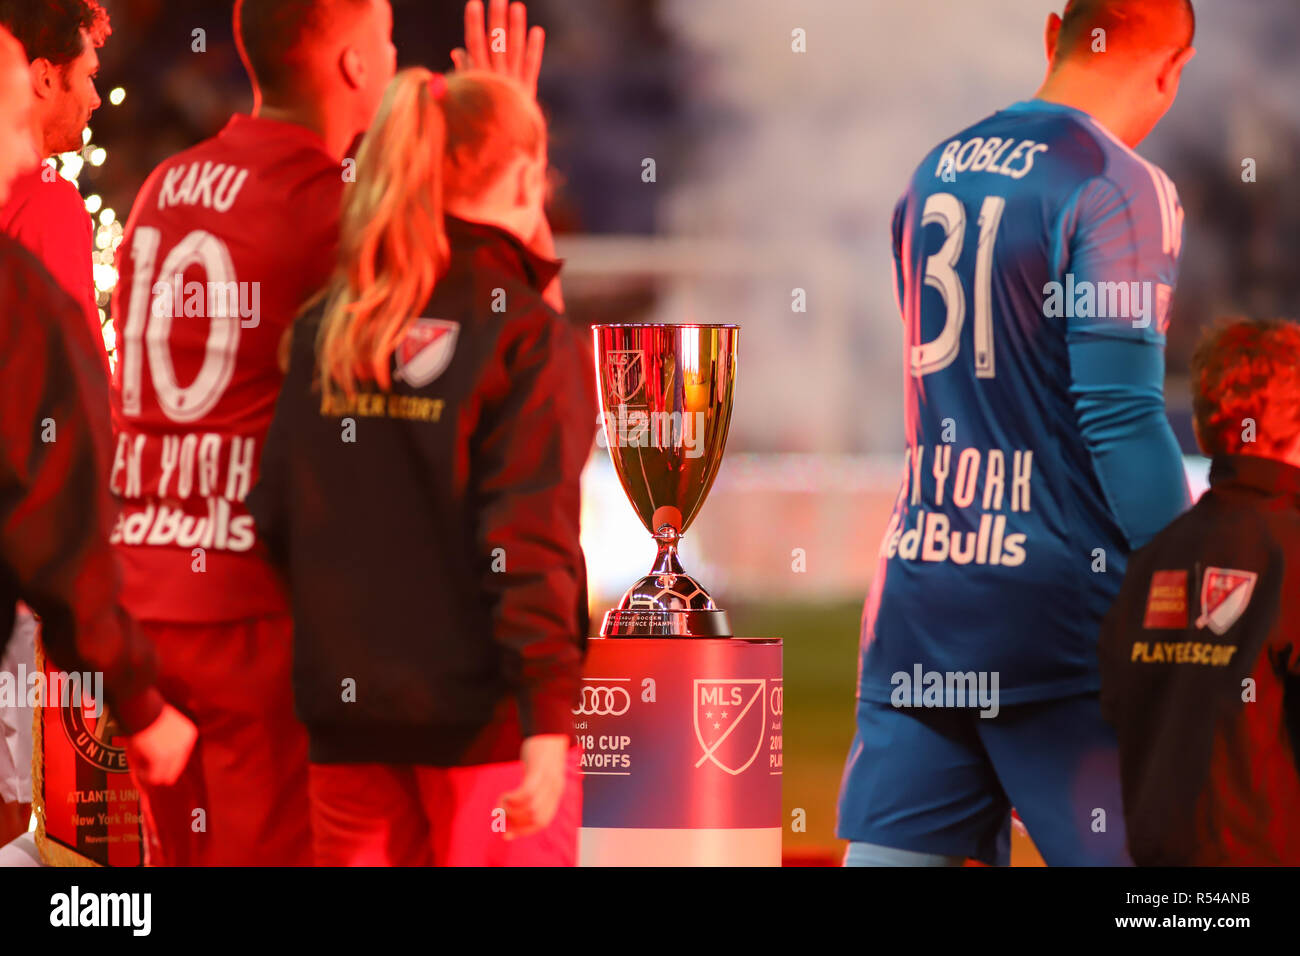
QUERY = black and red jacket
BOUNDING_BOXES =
[0,236,163,732]
[249,217,596,766]
[1099,454,1300,865]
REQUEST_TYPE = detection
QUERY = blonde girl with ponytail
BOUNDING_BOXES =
[252,64,596,867]
[314,67,549,403]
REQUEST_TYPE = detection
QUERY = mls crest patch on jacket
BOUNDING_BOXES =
[394,319,459,387]
[1196,568,1257,635]
[1099,455,1300,865]
[859,99,1191,706]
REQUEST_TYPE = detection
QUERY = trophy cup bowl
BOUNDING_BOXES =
[593,323,738,637]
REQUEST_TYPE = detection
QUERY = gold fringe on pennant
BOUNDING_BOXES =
[31,636,100,868]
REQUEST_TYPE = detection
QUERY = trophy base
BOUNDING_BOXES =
[600,608,732,639]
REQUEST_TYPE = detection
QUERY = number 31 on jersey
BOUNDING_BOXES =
[910,192,1006,381]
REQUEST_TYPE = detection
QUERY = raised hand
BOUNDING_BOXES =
[450,0,545,99]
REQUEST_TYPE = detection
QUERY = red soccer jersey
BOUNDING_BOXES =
[0,165,102,353]
[109,115,342,622]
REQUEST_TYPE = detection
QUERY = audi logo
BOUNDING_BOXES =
[769,685,784,716]
[573,685,631,716]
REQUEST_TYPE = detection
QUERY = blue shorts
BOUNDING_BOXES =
[836,692,1130,866]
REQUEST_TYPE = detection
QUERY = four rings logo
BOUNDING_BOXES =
[573,684,631,717]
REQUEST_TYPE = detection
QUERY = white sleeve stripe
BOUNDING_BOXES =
[1145,162,1174,256]
[1087,117,1179,258]
[1160,172,1183,259]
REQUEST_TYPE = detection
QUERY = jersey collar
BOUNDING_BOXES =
[218,113,332,156]
[1005,98,1097,125]
[445,215,562,292]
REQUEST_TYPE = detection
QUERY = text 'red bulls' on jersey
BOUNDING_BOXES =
[109,116,342,621]
[860,100,1191,705]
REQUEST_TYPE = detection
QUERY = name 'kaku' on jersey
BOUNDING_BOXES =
[109,115,344,624]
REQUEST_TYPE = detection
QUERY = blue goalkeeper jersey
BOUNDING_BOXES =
[859,99,1191,705]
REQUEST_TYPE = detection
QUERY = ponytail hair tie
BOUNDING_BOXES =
[427,72,448,101]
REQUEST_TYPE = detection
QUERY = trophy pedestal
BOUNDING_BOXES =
[576,636,783,867]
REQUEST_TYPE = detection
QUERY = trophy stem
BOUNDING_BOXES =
[650,527,685,576]
[599,524,733,638]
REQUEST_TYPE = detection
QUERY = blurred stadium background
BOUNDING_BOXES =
[68,0,1300,860]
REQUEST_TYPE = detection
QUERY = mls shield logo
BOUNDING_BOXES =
[394,318,459,388]
[604,350,646,405]
[693,679,766,775]
[1196,567,1258,636]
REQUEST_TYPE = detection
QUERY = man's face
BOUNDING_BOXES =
[0,58,40,205]
[43,30,102,155]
